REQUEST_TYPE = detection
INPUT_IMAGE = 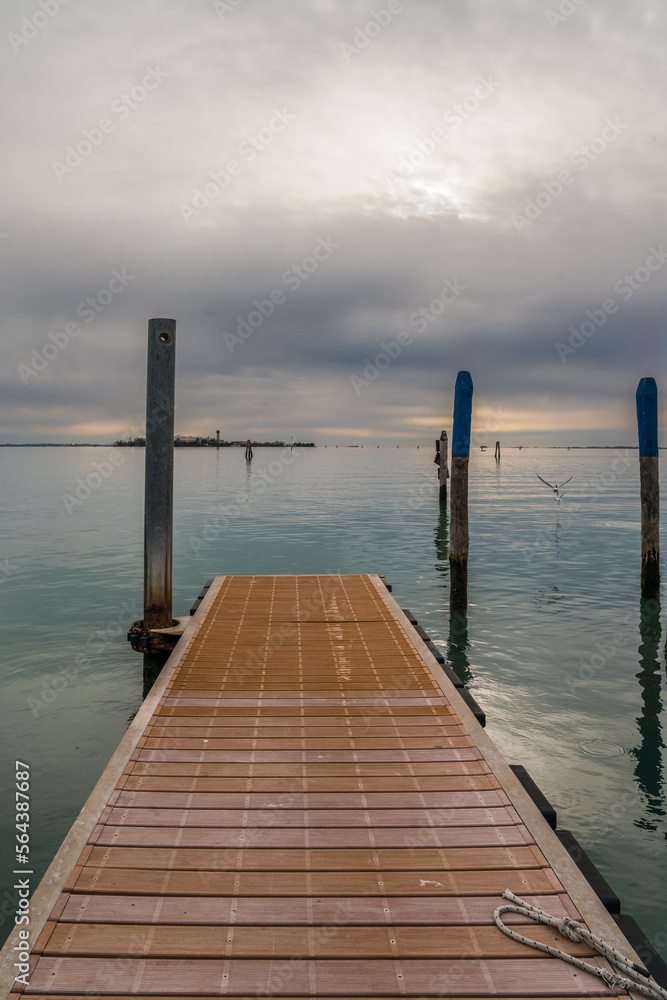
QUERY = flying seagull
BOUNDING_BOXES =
[536,473,573,501]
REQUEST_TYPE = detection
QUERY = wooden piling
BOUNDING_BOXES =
[216,429,220,448]
[450,371,473,608]
[495,440,501,462]
[636,377,660,598]
[245,439,253,460]
[143,319,176,689]
[437,430,449,503]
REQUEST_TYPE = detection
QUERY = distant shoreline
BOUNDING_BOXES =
[0,443,654,450]
[0,441,316,448]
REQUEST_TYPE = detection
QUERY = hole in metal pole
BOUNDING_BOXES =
[158,331,171,344]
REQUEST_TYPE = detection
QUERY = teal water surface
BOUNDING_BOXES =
[0,445,665,958]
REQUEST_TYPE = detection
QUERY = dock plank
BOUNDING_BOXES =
[24,956,620,995]
[40,922,596,959]
[67,866,565,897]
[58,893,580,926]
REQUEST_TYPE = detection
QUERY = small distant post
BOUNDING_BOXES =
[436,430,449,503]
[216,430,220,448]
[637,377,659,598]
[494,440,500,462]
[450,371,473,608]
[245,439,253,460]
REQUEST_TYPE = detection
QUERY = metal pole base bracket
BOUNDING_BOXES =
[127,616,189,654]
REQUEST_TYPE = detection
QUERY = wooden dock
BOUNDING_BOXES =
[0,574,641,997]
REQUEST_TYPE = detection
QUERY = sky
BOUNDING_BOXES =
[1,0,665,446]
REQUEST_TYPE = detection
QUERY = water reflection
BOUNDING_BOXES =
[448,606,473,686]
[533,585,566,611]
[434,502,448,573]
[433,503,472,685]
[630,597,665,828]
[554,514,562,558]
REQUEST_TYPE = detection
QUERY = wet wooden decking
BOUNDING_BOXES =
[2,574,637,997]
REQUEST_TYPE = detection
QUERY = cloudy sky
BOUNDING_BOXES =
[2,0,665,445]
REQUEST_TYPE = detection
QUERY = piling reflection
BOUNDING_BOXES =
[434,501,448,574]
[433,503,473,685]
[629,597,665,828]
[448,606,473,686]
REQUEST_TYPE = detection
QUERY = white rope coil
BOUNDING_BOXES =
[494,889,667,999]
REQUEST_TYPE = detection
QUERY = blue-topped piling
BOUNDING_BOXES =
[450,370,473,608]
[636,377,659,598]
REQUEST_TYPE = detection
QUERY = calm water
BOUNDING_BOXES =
[1,445,666,957]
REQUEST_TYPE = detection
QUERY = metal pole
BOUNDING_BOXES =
[637,377,659,598]
[144,318,176,632]
[450,371,473,608]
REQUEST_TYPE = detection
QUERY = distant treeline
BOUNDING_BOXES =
[112,437,315,447]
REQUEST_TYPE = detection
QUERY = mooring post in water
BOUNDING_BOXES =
[450,371,473,608]
[437,430,449,503]
[216,429,220,448]
[636,377,659,598]
[495,440,500,462]
[143,318,176,687]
